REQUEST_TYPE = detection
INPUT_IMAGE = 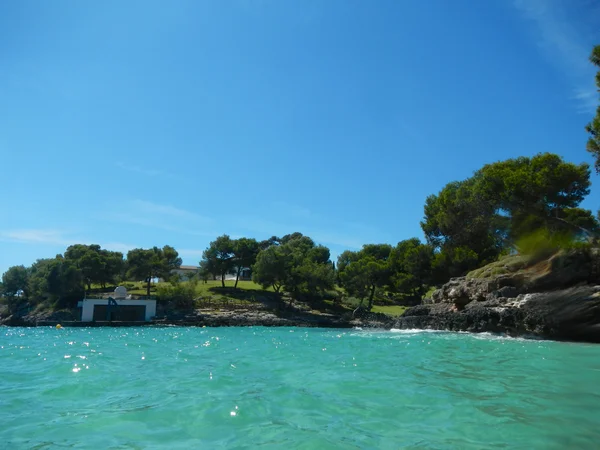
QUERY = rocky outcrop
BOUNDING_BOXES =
[153,309,394,328]
[0,309,78,327]
[0,314,34,327]
[396,250,600,343]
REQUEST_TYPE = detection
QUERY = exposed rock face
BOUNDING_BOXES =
[0,314,32,327]
[0,309,77,327]
[149,309,394,329]
[396,250,600,343]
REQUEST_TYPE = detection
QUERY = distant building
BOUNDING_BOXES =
[224,267,252,281]
[79,287,156,322]
[239,267,252,281]
[172,265,200,281]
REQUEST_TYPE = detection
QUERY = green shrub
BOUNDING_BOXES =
[341,296,364,308]
[467,253,536,279]
[156,282,197,309]
[423,286,437,299]
[515,228,578,258]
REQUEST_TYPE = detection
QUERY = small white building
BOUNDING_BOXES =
[79,287,156,322]
[172,265,200,281]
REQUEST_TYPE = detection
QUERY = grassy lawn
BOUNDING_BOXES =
[122,282,152,296]
[193,280,272,294]
[371,305,408,316]
[90,280,275,308]
[115,280,272,295]
[87,280,410,316]
[192,280,276,307]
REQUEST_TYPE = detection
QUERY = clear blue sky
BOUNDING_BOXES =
[1,0,599,275]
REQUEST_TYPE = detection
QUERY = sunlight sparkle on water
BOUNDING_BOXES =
[0,327,598,448]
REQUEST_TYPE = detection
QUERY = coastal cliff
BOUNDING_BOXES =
[395,250,600,343]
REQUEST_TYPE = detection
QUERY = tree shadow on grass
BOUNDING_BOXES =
[206,287,282,308]
[203,287,359,324]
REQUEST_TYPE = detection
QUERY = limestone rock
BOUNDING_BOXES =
[395,250,600,343]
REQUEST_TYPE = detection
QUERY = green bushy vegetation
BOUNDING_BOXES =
[467,255,532,279]
[156,281,198,309]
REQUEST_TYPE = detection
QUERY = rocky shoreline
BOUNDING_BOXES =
[395,285,600,342]
[395,251,600,343]
[0,308,395,330]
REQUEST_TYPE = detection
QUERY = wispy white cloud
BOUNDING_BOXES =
[0,229,77,246]
[114,162,197,186]
[102,199,217,237]
[131,200,211,222]
[513,0,599,114]
[115,161,163,177]
[0,228,205,263]
[572,88,598,114]
[0,229,135,253]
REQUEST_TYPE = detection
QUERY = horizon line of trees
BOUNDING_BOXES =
[2,151,598,313]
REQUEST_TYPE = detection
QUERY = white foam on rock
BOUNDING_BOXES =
[505,293,536,308]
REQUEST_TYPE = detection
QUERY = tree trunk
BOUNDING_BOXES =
[147,276,151,297]
[352,298,365,318]
[234,266,242,288]
[87,282,91,293]
[548,215,596,240]
[221,273,225,288]
[367,284,376,311]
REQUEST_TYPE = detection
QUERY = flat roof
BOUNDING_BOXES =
[176,265,200,271]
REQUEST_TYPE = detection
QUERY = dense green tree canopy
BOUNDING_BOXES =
[28,257,85,308]
[232,237,260,288]
[475,153,590,224]
[200,235,236,287]
[422,179,506,270]
[337,244,392,311]
[389,239,434,297]
[281,235,334,297]
[127,246,182,296]
[252,233,334,297]
[561,208,600,235]
[252,245,287,292]
[65,244,124,291]
[1,265,29,298]
[259,236,280,251]
[422,153,592,277]
[586,45,600,172]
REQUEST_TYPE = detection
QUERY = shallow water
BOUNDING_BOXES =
[1,327,599,449]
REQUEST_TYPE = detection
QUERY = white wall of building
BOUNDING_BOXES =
[80,299,156,322]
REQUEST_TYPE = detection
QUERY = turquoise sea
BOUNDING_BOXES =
[1,327,599,449]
